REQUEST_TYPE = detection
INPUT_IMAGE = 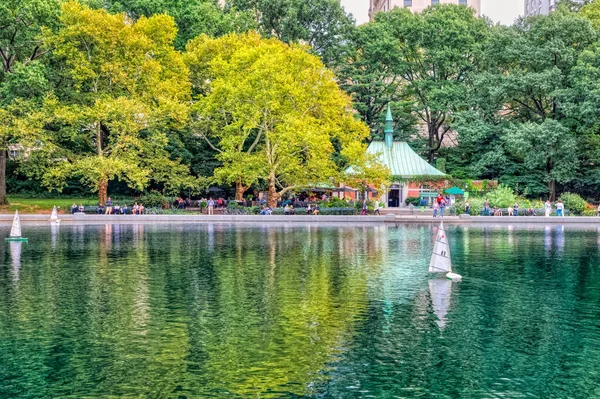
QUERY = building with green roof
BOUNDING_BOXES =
[365,105,446,207]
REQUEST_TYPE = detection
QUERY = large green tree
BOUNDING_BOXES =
[451,10,596,199]
[41,1,198,204]
[342,5,489,163]
[0,0,60,204]
[186,32,387,206]
[226,0,355,66]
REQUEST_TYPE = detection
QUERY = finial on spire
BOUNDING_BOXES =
[384,104,394,148]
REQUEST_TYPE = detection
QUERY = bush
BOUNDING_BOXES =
[582,208,598,217]
[321,197,348,208]
[486,185,517,208]
[137,191,168,208]
[405,196,420,206]
[456,197,485,215]
[559,192,587,215]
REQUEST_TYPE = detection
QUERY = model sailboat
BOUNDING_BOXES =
[6,210,28,242]
[49,206,60,223]
[429,222,461,281]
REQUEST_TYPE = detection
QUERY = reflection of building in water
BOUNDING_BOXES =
[10,241,22,283]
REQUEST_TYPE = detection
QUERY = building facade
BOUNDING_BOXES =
[524,0,583,16]
[369,0,481,20]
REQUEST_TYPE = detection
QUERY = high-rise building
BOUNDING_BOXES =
[369,0,481,21]
[524,0,583,17]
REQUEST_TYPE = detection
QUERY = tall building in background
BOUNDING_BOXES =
[369,0,481,21]
[524,0,583,16]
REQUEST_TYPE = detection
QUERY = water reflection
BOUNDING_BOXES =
[9,241,21,283]
[0,224,600,399]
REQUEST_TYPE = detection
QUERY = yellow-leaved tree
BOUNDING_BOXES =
[42,2,199,204]
[186,32,388,206]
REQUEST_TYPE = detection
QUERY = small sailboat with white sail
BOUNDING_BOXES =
[6,210,28,242]
[49,206,60,224]
[429,222,461,281]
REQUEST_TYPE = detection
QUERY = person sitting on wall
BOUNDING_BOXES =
[313,204,320,215]
[97,203,105,214]
[113,203,120,214]
[284,204,290,215]
[78,204,85,213]
[122,204,129,214]
[71,203,78,214]
[290,205,295,215]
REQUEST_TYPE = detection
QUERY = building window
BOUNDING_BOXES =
[404,0,412,7]
[432,0,439,4]
[459,0,467,5]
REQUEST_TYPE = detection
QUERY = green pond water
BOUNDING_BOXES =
[1,223,600,398]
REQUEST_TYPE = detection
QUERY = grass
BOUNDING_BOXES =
[3,196,136,214]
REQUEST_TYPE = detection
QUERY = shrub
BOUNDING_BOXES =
[486,185,517,208]
[456,197,485,215]
[582,208,598,217]
[559,192,587,215]
[321,197,348,208]
[405,196,420,206]
[137,191,168,208]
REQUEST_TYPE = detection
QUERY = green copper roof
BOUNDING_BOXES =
[365,141,446,178]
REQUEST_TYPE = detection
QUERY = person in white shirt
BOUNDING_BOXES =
[374,199,380,215]
[545,200,552,217]
[556,200,564,217]
[207,197,215,215]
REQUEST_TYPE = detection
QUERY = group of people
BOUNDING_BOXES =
[432,194,449,218]
[100,198,145,215]
[478,198,566,217]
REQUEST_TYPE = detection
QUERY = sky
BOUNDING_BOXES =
[340,0,525,26]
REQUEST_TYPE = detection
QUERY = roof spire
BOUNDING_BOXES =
[384,104,394,148]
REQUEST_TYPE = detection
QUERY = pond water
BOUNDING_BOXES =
[1,223,599,398]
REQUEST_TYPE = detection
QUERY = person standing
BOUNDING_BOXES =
[484,198,489,216]
[361,200,368,216]
[433,201,439,218]
[105,197,113,214]
[374,198,380,215]
[556,200,565,217]
[545,200,552,217]
[513,202,519,217]
[465,200,470,215]
[439,198,446,218]
[207,197,215,215]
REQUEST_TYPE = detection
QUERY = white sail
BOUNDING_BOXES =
[429,279,452,328]
[10,241,21,281]
[10,211,22,238]
[429,222,451,273]
[50,206,59,222]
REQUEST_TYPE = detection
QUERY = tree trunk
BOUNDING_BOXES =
[0,149,7,206]
[267,174,279,208]
[235,181,248,201]
[548,180,556,202]
[428,124,435,164]
[98,180,108,205]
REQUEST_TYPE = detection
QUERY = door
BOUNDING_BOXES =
[388,189,400,208]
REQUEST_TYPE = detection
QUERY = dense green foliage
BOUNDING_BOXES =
[6,0,600,204]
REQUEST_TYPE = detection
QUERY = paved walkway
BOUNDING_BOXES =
[0,213,598,225]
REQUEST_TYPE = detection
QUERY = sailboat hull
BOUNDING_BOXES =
[446,272,462,281]
[5,237,28,242]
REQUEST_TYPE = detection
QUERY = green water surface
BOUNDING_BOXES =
[0,223,599,398]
